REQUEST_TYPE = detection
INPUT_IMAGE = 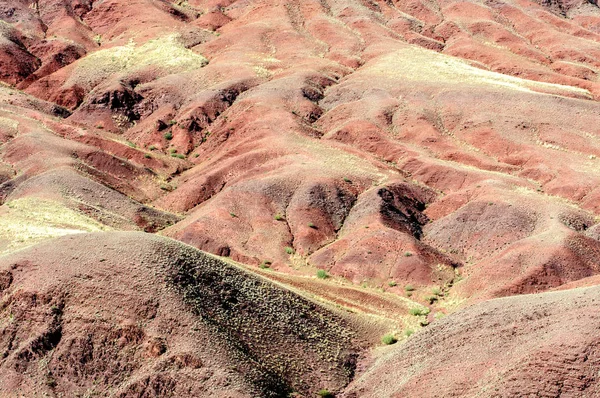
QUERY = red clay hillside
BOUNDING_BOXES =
[1,0,600,396]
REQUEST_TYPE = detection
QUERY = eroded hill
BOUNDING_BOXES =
[2,0,600,396]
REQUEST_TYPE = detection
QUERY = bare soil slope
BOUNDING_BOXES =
[2,0,600,396]
[0,232,364,397]
[344,285,600,397]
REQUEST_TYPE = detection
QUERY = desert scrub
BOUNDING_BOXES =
[405,329,414,337]
[308,222,317,229]
[381,333,398,345]
[405,284,415,292]
[404,251,413,257]
[318,390,334,398]
[164,131,173,140]
[274,214,284,221]
[260,260,272,269]
[409,307,430,316]
[388,280,397,287]
[316,270,329,279]
[285,246,295,255]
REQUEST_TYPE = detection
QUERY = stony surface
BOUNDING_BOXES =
[0,232,363,397]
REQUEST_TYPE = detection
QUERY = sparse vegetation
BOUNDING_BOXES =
[126,140,136,148]
[229,212,237,218]
[144,154,151,159]
[409,307,430,316]
[285,246,295,255]
[317,390,334,398]
[404,251,413,257]
[316,270,329,279]
[164,131,173,140]
[405,329,414,337]
[343,177,352,183]
[274,214,284,221]
[425,295,438,304]
[308,222,317,229]
[171,153,185,159]
[405,284,415,292]
[432,287,442,296]
[388,280,397,287]
[149,145,157,150]
[260,260,272,269]
[381,333,398,345]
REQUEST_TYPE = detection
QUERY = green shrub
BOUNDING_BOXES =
[404,251,413,257]
[285,246,295,255]
[144,154,152,159]
[405,329,414,337]
[149,145,157,150]
[425,295,438,304]
[388,280,397,287]
[381,333,398,345]
[260,260,272,269]
[409,307,430,316]
[126,140,136,148]
[317,390,334,398]
[229,212,237,218]
[308,222,317,229]
[164,131,173,140]
[274,214,284,221]
[316,270,329,279]
[431,287,442,296]
[405,284,415,292]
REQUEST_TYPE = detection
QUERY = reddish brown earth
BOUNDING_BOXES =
[0,232,365,397]
[2,0,600,396]
[344,286,600,397]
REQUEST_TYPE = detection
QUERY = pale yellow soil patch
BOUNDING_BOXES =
[66,34,209,87]
[362,46,592,98]
[0,197,110,255]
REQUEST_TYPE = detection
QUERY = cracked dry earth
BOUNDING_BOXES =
[2,0,600,397]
